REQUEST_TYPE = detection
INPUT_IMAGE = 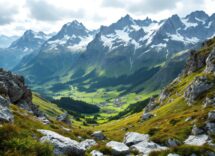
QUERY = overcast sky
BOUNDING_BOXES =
[0,0,215,36]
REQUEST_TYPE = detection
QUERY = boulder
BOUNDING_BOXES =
[141,113,154,121]
[131,141,167,155]
[106,141,129,156]
[38,129,85,156]
[90,150,103,156]
[123,132,149,146]
[159,88,169,103]
[79,139,96,150]
[208,111,215,122]
[92,131,105,140]
[184,76,213,104]
[205,48,215,74]
[184,134,210,146]
[57,112,71,126]
[191,125,204,135]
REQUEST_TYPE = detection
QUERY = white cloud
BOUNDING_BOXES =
[0,0,214,36]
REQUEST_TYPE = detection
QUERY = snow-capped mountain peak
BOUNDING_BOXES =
[43,20,95,53]
[9,30,50,51]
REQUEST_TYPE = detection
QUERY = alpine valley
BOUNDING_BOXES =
[0,9,215,156]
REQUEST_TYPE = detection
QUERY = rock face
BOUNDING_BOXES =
[206,122,215,135]
[141,113,154,121]
[184,50,207,75]
[57,112,71,126]
[92,131,105,140]
[38,129,85,156]
[184,76,213,104]
[106,141,129,156]
[205,48,215,74]
[124,132,149,146]
[0,96,13,123]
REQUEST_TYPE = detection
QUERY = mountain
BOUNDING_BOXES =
[0,30,51,70]
[15,11,215,97]
[0,35,18,48]
[9,30,50,52]
[15,21,95,84]
[1,37,215,155]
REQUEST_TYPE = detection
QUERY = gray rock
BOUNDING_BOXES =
[92,131,105,140]
[166,138,181,147]
[106,141,129,156]
[159,88,169,103]
[131,141,167,155]
[168,154,180,156]
[184,76,213,104]
[206,122,215,135]
[208,111,215,122]
[205,48,215,74]
[144,97,158,113]
[184,134,210,146]
[79,139,96,150]
[204,96,215,107]
[38,129,85,156]
[0,105,13,123]
[191,124,204,135]
[0,96,13,123]
[123,132,149,146]
[90,150,103,156]
[57,112,71,126]
[141,113,154,121]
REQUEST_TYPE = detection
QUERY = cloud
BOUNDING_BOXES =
[26,0,85,22]
[101,0,125,8]
[0,2,18,25]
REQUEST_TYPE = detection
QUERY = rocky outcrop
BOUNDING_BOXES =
[144,97,158,113]
[0,68,43,120]
[159,88,170,103]
[57,112,71,126]
[92,131,105,140]
[124,132,149,146]
[106,141,129,156]
[0,96,13,123]
[205,48,215,74]
[38,129,89,156]
[184,76,213,104]
[183,50,207,75]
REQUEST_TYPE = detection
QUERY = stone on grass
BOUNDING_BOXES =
[123,132,149,146]
[106,141,129,156]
